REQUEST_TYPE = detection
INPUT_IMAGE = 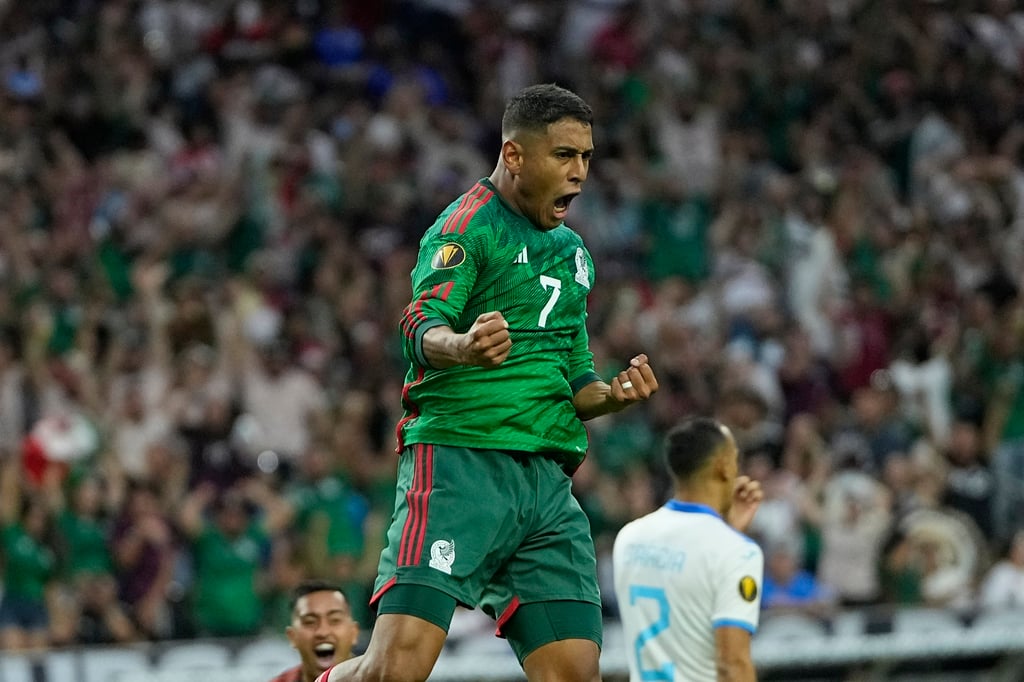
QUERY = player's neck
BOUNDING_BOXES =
[488,163,523,217]
[671,486,725,516]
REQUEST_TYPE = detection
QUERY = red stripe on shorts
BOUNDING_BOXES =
[412,444,434,561]
[495,596,521,637]
[397,443,424,566]
[399,444,434,566]
[370,576,398,607]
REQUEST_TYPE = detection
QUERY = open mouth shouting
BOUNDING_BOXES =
[314,642,337,668]
[553,192,579,221]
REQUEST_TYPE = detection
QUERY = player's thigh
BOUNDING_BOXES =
[481,458,602,661]
[503,457,601,606]
[500,599,603,669]
[522,636,601,682]
[373,444,531,615]
[356,612,449,682]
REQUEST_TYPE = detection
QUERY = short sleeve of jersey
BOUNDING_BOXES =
[401,217,492,368]
[711,540,764,633]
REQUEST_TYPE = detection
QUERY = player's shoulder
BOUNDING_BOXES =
[657,502,760,554]
[702,514,760,554]
[614,507,665,540]
[430,181,501,238]
[558,221,587,241]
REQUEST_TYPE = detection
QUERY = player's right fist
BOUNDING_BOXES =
[462,311,512,368]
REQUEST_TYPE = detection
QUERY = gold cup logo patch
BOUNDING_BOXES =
[738,576,758,602]
[431,243,466,269]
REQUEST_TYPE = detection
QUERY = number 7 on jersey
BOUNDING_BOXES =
[537,275,561,328]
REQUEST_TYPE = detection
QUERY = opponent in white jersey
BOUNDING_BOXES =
[613,417,764,682]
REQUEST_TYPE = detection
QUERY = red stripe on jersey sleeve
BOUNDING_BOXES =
[441,184,486,234]
[401,284,447,339]
[456,189,493,234]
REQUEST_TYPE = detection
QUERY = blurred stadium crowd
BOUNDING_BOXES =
[2,0,1024,651]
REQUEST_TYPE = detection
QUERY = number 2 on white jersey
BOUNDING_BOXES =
[630,584,673,681]
[537,275,561,327]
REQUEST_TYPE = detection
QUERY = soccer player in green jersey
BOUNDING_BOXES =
[318,83,658,682]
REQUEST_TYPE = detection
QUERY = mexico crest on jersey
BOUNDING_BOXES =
[574,247,590,289]
[431,243,466,269]
[738,575,758,602]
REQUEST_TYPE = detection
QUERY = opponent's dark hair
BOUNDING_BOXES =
[664,417,731,481]
[290,579,349,614]
[501,83,593,136]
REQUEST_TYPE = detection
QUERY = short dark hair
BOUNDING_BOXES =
[290,579,349,614]
[501,83,593,137]
[664,417,731,481]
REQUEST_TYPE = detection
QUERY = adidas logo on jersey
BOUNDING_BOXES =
[514,247,529,264]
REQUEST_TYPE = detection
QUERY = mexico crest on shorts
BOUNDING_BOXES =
[738,575,758,602]
[431,244,466,269]
[429,539,455,574]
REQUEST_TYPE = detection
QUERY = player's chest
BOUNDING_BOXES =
[482,237,593,322]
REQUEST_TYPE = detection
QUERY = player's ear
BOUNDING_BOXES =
[285,625,297,649]
[501,139,523,175]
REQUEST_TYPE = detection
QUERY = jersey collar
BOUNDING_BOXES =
[664,500,721,519]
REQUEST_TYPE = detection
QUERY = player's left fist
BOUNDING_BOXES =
[611,354,659,402]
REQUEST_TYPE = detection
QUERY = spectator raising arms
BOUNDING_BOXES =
[0,455,56,650]
[178,479,292,638]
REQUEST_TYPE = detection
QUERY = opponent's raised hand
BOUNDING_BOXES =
[727,475,763,533]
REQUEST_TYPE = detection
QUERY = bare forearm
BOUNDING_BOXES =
[572,380,624,421]
[716,628,756,682]
[717,659,757,682]
[421,325,468,369]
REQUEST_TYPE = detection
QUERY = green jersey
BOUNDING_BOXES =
[398,178,599,468]
[1,523,55,601]
[191,522,267,636]
[56,510,113,577]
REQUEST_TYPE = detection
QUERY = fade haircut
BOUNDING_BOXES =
[290,579,349,615]
[501,83,593,137]
[664,417,731,481]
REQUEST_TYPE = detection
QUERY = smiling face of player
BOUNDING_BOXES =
[504,117,593,231]
[286,590,359,679]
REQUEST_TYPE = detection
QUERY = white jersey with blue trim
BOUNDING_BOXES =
[612,500,764,682]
